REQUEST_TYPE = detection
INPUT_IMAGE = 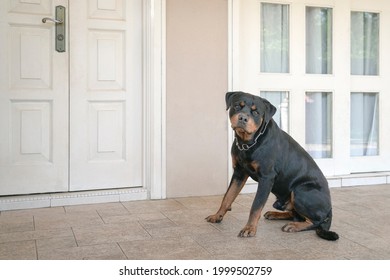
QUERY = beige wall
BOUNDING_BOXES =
[166,0,229,197]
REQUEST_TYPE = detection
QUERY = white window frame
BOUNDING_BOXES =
[228,0,390,188]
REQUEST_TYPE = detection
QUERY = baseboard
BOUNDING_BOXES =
[0,187,148,211]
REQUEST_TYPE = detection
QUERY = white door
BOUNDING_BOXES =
[69,0,143,190]
[0,0,143,196]
[231,0,390,177]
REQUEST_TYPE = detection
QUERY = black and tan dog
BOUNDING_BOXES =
[206,91,339,241]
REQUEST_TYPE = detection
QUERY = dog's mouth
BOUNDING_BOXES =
[232,126,255,141]
[232,127,249,134]
[231,121,254,133]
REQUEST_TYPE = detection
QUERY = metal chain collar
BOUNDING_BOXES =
[235,121,269,151]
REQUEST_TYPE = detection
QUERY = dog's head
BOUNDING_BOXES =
[226,91,276,142]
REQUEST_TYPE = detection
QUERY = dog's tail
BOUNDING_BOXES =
[316,227,339,241]
[315,209,339,241]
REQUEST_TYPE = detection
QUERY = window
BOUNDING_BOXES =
[350,93,379,156]
[306,7,333,74]
[351,12,379,75]
[235,0,390,177]
[260,3,289,73]
[260,91,289,132]
[305,92,332,158]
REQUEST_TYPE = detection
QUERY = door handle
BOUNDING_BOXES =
[42,6,66,52]
[42,17,63,24]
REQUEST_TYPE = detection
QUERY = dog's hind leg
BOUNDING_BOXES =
[264,193,295,220]
[264,211,294,220]
[281,183,335,235]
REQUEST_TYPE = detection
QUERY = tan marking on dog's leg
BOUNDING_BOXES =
[264,192,295,220]
[281,192,315,232]
[285,192,294,211]
[206,175,249,223]
[264,211,294,220]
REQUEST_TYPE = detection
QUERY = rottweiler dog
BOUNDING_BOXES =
[206,91,339,241]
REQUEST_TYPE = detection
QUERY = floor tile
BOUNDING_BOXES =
[72,222,151,246]
[101,213,140,224]
[119,236,212,259]
[1,206,64,216]
[34,212,104,230]
[0,240,37,260]
[122,199,185,214]
[139,218,177,230]
[0,228,74,244]
[0,215,34,234]
[145,224,220,238]
[163,208,220,226]
[38,243,126,260]
[174,197,219,210]
[36,236,77,251]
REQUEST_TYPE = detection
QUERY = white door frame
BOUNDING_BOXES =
[144,0,167,199]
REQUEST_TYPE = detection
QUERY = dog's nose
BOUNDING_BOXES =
[238,114,248,123]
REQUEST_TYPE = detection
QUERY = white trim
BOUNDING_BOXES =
[0,188,148,211]
[143,0,166,200]
[227,0,237,182]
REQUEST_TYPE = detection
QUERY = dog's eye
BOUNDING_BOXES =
[234,105,241,111]
[252,110,259,116]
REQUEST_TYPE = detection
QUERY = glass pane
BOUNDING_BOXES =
[305,92,332,158]
[306,7,333,74]
[260,91,289,132]
[260,3,289,73]
[350,93,379,156]
[351,12,379,75]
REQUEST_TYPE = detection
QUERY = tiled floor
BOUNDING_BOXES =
[0,184,389,260]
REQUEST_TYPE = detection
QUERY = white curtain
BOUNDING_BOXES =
[350,93,379,156]
[260,91,289,132]
[350,12,379,156]
[351,12,379,75]
[306,7,332,74]
[305,92,332,158]
[261,3,289,73]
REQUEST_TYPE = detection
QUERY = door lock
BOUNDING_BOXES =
[42,6,66,52]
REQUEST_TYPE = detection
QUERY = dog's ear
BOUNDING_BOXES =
[225,91,240,110]
[261,97,277,123]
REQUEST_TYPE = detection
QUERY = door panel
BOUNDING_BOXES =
[0,0,69,195]
[69,0,143,190]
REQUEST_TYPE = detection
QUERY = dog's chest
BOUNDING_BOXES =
[237,153,261,180]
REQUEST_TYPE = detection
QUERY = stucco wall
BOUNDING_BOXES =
[166,0,229,197]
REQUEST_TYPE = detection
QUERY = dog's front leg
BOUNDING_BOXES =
[239,179,272,237]
[206,172,248,223]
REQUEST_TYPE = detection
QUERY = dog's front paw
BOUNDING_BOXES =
[205,214,223,223]
[238,225,257,237]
